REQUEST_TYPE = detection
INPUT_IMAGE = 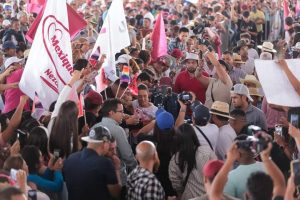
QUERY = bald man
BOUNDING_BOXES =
[126,141,165,200]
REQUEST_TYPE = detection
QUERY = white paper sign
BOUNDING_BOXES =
[255,59,300,107]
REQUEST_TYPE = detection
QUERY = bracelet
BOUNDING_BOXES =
[180,109,186,112]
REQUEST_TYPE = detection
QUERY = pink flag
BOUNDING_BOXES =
[151,12,167,61]
[26,3,87,43]
[27,0,45,13]
[283,0,289,29]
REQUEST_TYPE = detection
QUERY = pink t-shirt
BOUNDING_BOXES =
[3,68,28,113]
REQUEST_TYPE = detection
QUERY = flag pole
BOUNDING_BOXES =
[115,81,121,98]
[119,86,128,99]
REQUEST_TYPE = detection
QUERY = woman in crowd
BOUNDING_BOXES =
[169,123,216,200]
[21,145,63,198]
[27,126,51,165]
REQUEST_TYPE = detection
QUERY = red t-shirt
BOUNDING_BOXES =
[174,70,209,103]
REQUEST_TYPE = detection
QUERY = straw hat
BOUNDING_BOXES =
[257,41,277,53]
[240,75,261,88]
[210,101,234,119]
[233,53,245,64]
[248,87,262,97]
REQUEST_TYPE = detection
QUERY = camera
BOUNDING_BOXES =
[237,126,270,153]
[178,91,192,104]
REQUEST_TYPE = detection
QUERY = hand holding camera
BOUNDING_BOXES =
[178,91,193,105]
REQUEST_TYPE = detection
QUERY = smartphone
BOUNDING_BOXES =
[10,168,18,181]
[52,149,60,164]
[288,107,300,128]
[291,160,300,185]
[16,129,27,149]
[291,114,299,128]
[28,189,37,200]
[274,124,283,136]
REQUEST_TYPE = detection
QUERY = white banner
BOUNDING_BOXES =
[255,59,300,107]
[20,0,72,110]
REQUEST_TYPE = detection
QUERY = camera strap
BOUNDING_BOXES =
[195,126,214,151]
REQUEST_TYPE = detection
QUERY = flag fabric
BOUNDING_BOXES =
[151,12,167,61]
[120,66,130,83]
[91,0,130,92]
[20,0,73,110]
[95,68,110,93]
[26,3,87,43]
[27,0,45,13]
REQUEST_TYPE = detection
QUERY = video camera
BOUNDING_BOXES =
[236,125,270,154]
[178,91,193,105]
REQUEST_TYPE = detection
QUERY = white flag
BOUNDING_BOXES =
[20,0,73,110]
[90,0,130,92]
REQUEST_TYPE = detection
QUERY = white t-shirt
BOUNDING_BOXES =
[132,100,158,121]
[194,123,219,151]
[215,124,237,160]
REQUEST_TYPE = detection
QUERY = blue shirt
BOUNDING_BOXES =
[27,168,63,192]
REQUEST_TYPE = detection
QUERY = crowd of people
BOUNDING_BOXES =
[0,0,299,200]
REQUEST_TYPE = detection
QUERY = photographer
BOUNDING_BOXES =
[223,135,265,199]
[210,140,286,200]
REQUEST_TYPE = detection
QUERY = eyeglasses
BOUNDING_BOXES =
[115,110,124,113]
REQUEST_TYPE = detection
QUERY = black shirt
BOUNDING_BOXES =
[63,148,118,200]
[237,19,257,42]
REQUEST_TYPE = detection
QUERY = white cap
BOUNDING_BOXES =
[2,19,11,27]
[115,54,132,65]
[231,84,253,102]
[4,56,23,69]
[183,52,199,62]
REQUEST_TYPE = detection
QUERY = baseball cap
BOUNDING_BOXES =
[4,56,23,69]
[2,41,16,50]
[192,104,211,124]
[115,54,132,65]
[2,19,11,27]
[156,111,174,130]
[81,126,112,143]
[203,160,224,178]
[183,52,199,62]
[231,84,254,102]
[85,90,103,105]
[155,107,166,117]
